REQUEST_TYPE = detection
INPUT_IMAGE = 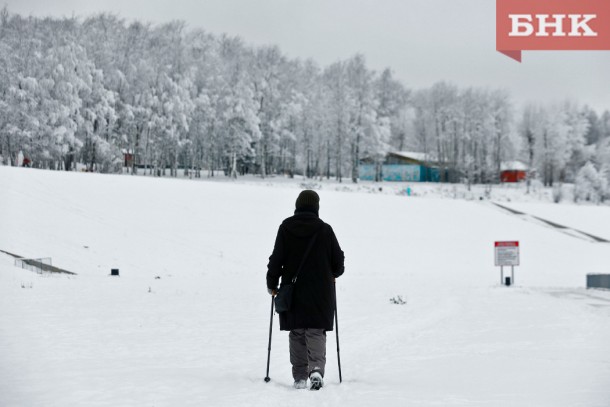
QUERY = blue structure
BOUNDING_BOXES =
[359,152,440,182]
[359,164,439,182]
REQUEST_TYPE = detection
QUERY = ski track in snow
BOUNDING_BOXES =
[1,167,610,407]
[489,202,610,243]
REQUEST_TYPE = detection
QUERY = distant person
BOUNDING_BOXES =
[266,190,345,390]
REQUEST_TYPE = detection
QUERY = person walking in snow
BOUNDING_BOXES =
[266,190,345,390]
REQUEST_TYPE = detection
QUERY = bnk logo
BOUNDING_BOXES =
[496,0,610,62]
[509,14,597,37]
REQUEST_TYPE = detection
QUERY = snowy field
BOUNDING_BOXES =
[1,166,610,407]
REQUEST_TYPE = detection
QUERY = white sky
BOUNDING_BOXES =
[3,0,610,113]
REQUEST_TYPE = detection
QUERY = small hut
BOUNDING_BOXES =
[500,161,528,183]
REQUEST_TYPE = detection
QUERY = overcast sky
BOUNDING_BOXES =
[4,0,610,113]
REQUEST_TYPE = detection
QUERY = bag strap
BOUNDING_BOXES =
[291,232,319,284]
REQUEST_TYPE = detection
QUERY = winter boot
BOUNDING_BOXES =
[293,380,308,389]
[309,371,323,391]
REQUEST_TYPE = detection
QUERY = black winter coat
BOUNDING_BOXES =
[267,211,345,331]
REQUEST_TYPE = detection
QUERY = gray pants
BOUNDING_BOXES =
[289,328,326,381]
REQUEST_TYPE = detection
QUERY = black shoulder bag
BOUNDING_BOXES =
[274,233,319,313]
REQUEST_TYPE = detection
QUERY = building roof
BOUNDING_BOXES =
[391,151,434,162]
[500,161,528,171]
[360,151,436,165]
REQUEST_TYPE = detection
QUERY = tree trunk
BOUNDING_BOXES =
[64,145,74,171]
[526,129,534,194]
[90,141,96,172]
[260,139,267,178]
[326,140,331,180]
[132,128,140,175]
[231,151,238,179]
[351,135,360,183]
[173,147,179,177]
[336,125,342,183]
[6,136,14,166]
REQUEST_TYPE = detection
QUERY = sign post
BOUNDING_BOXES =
[495,241,519,286]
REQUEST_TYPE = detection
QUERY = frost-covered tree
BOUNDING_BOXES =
[375,68,410,153]
[519,104,541,193]
[594,137,610,194]
[361,115,392,182]
[251,45,288,177]
[534,102,589,186]
[294,60,330,179]
[39,44,91,171]
[562,102,590,182]
[0,6,603,186]
[323,60,352,182]
[72,55,118,172]
[583,106,602,145]
[410,83,513,185]
[489,89,513,182]
[600,111,610,140]
[574,161,607,203]
[345,55,377,183]
[215,36,260,178]
[375,69,409,145]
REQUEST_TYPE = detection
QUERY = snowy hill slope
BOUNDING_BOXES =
[1,166,609,407]
[499,201,610,242]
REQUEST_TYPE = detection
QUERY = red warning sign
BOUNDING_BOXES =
[495,241,520,266]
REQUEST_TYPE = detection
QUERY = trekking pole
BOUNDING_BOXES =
[334,282,342,383]
[264,295,274,382]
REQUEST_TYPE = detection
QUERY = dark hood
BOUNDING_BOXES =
[282,212,324,238]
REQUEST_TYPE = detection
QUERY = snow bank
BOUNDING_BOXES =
[1,167,609,406]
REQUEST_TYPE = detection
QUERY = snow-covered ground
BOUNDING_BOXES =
[1,166,610,407]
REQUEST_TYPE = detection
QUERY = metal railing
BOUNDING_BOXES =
[14,257,53,274]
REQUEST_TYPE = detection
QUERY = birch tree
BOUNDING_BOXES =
[519,104,540,193]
